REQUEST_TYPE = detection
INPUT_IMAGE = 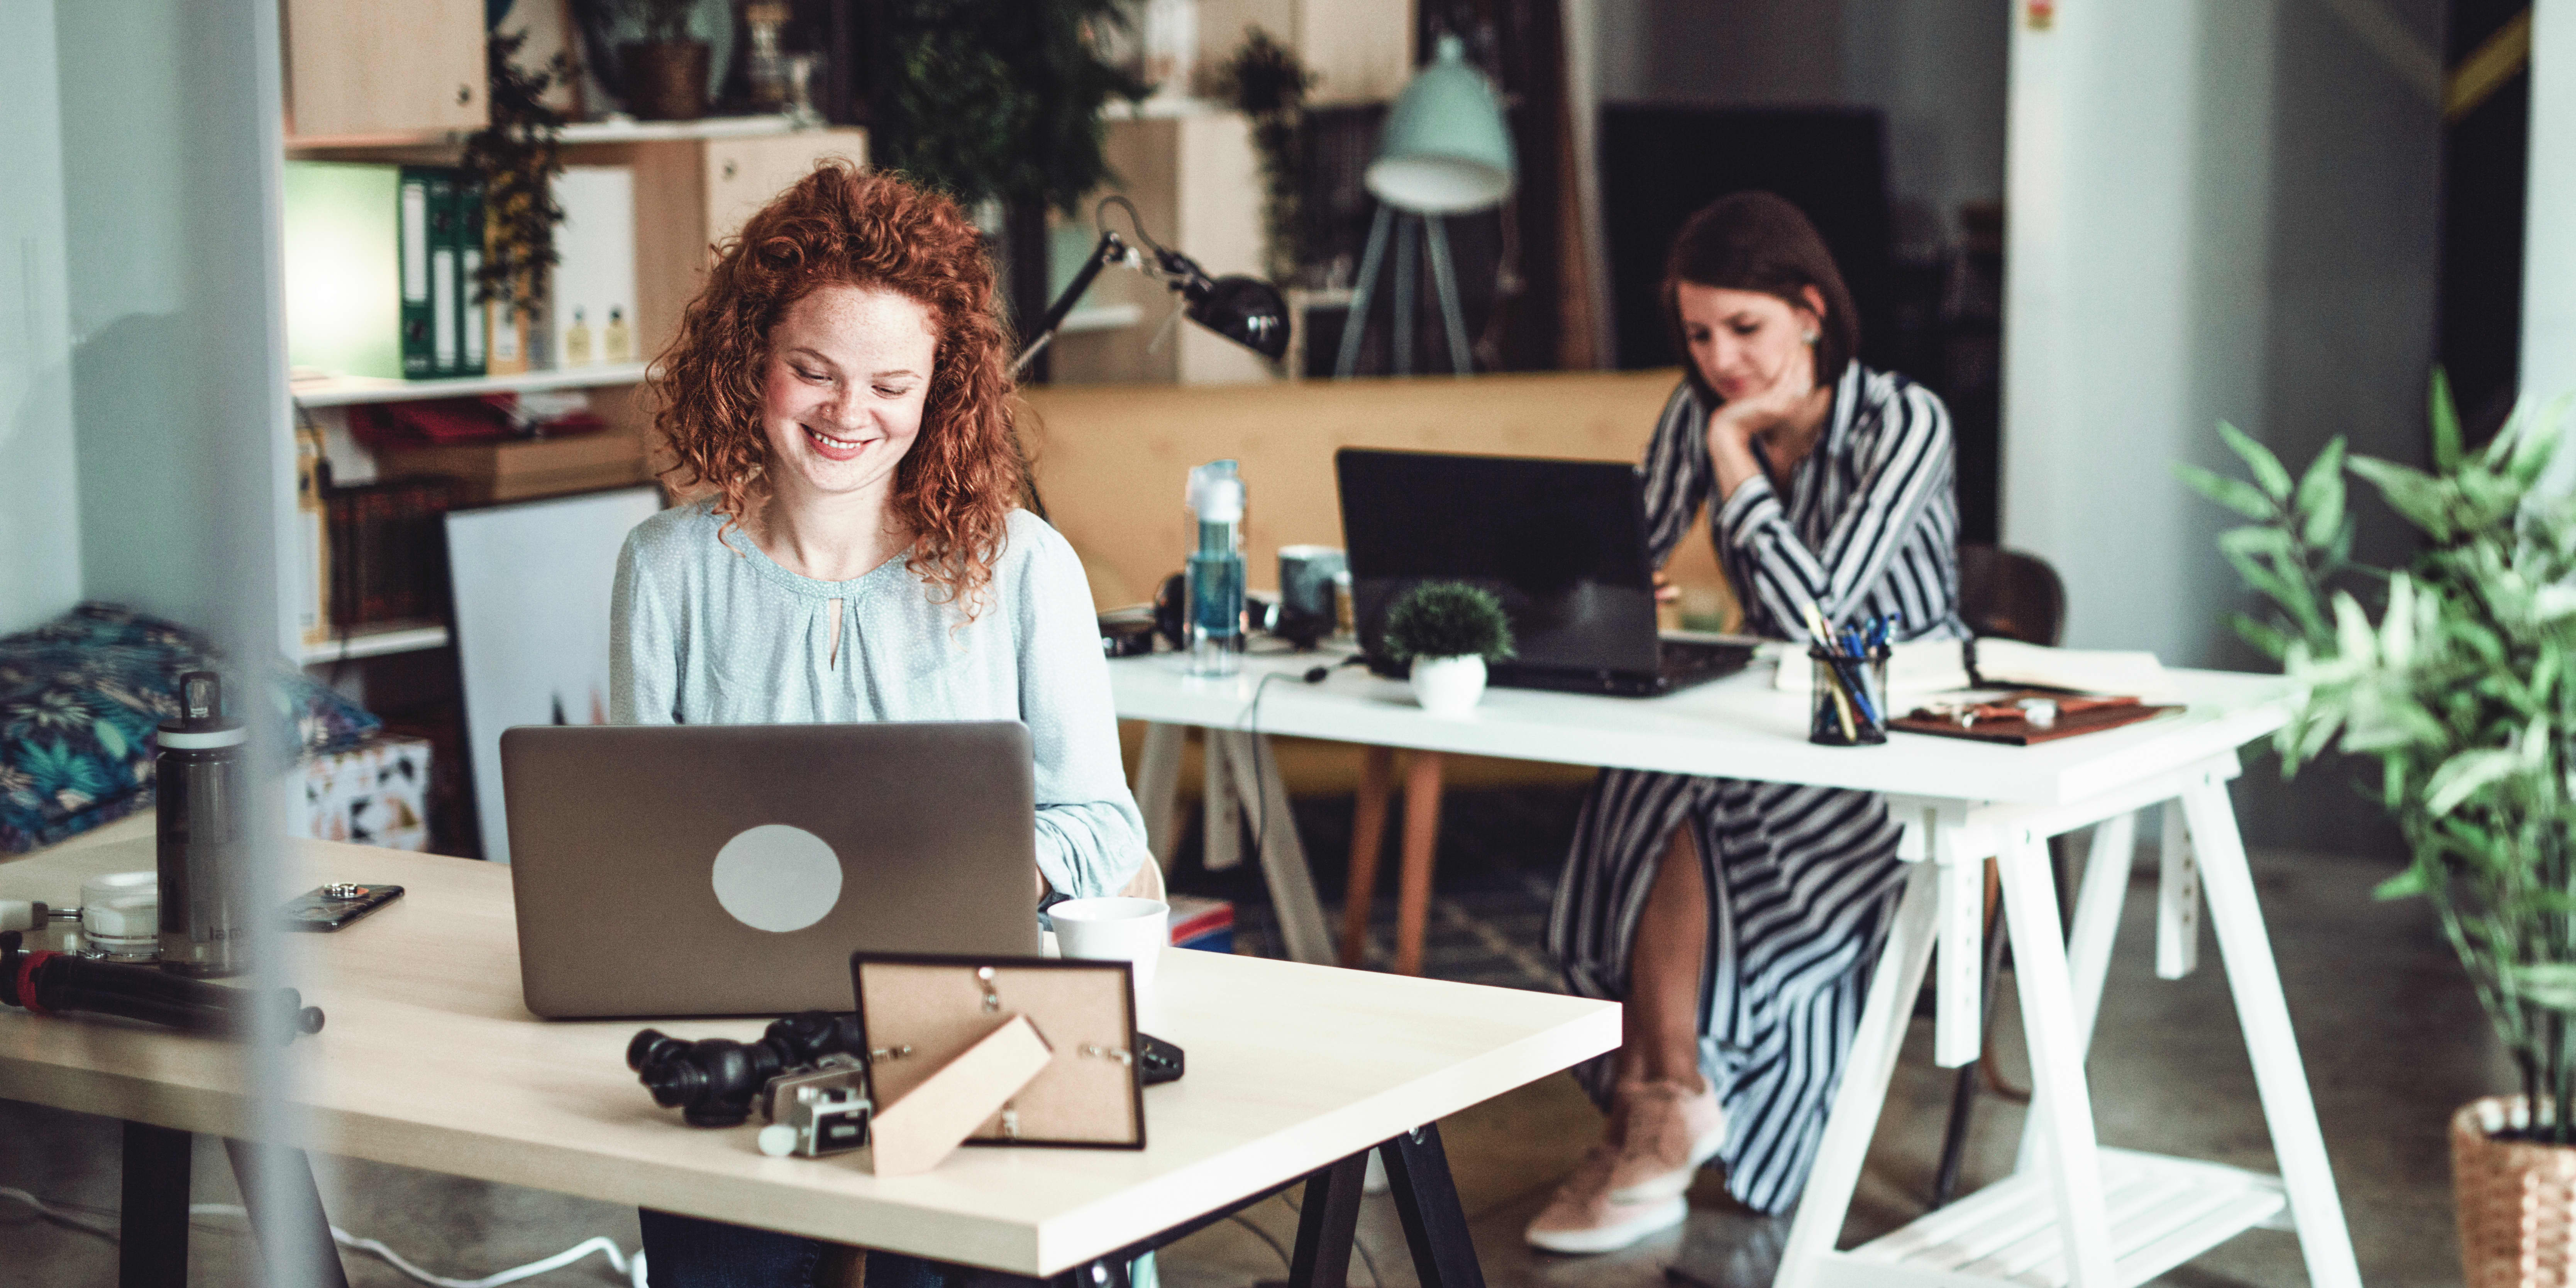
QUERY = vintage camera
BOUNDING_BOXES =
[627,1010,865,1128]
[755,1057,873,1158]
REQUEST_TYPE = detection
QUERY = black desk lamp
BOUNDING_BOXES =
[1014,197,1291,375]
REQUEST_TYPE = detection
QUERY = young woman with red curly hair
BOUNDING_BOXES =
[608,164,1150,1287]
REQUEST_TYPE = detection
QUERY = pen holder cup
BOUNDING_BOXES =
[1809,647,1891,746]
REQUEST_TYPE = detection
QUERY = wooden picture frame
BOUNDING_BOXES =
[850,953,1147,1150]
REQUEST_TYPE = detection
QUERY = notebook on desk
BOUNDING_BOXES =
[1336,448,1756,697]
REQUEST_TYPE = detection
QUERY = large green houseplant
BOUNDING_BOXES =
[872,0,1147,368]
[2179,377,2576,1281]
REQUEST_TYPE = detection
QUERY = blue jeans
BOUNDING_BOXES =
[638,1210,948,1288]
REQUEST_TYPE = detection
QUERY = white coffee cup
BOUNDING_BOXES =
[1048,897,1170,995]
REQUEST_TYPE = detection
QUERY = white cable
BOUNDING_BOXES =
[190,1207,650,1288]
[0,1185,122,1239]
[0,1187,646,1288]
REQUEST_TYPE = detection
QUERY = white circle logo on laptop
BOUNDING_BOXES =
[710,824,842,933]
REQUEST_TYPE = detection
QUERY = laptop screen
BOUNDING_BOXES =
[1336,449,1661,675]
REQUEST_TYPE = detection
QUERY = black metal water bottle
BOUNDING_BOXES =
[157,671,246,978]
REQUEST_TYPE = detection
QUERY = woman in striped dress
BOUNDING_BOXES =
[1526,192,1966,1252]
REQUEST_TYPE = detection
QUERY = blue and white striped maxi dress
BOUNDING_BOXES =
[1547,360,1967,1215]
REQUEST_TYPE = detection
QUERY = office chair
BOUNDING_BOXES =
[1929,543,2066,1210]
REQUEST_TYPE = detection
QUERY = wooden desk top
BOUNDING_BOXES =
[0,835,1618,1275]
[1112,653,2290,807]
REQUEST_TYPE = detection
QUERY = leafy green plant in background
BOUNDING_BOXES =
[874,0,1149,216]
[1383,582,1517,664]
[1211,27,1317,286]
[630,0,697,43]
[461,30,569,316]
[2179,374,2576,1141]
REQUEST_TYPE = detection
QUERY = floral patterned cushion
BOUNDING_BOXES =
[0,603,381,853]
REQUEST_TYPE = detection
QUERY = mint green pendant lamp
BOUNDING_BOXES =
[1336,35,1518,377]
[1365,34,1518,214]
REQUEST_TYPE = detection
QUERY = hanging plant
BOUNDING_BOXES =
[461,30,569,321]
[1210,27,1317,287]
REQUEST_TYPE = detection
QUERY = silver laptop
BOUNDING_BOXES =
[500,722,1042,1018]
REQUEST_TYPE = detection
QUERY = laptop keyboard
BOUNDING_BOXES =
[1659,635,1756,679]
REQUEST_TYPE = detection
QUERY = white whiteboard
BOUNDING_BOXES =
[445,486,662,864]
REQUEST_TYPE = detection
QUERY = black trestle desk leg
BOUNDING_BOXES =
[1377,1125,1484,1288]
[1289,1151,1368,1288]
[119,1121,191,1288]
[223,1138,352,1288]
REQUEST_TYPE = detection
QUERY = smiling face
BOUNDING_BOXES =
[758,281,940,514]
[1676,283,1825,405]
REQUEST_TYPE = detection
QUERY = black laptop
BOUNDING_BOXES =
[1336,448,1756,697]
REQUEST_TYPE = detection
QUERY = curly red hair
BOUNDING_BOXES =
[654,162,1022,615]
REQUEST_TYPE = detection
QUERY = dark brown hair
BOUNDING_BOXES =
[653,162,1021,616]
[1661,191,1860,404]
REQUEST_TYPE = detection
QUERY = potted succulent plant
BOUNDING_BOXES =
[2179,379,2576,1286]
[620,0,710,121]
[1383,582,1514,716]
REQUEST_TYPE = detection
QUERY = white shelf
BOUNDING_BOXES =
[290,363,649,408]
[300,621,451,666]
[288,114,831,154]
[1061,303,1146,333]
[1101,96,1228,120]
[1817,1148,2288,1287]
[559,113,818,144]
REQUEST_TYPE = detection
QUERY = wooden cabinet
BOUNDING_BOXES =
[282,0,488,141]
[571,129,870,359]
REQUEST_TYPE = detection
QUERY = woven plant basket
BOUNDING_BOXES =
[2457,1096,2576,1286]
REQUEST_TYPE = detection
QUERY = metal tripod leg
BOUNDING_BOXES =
[1423,215,1471,375]
[1335,206,1394,378]
[1392,215,1418,377]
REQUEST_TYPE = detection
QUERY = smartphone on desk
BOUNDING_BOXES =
[281,883,405,932]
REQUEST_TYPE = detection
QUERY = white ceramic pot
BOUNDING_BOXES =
[1409,655,1487,716]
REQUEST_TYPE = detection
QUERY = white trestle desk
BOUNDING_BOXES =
[0,831,1619,1288]
[1112,651,2362,1288]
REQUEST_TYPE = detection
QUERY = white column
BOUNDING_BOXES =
[2000,1,2276,662]
[0,2,81,636]
[2527,0,2576,400]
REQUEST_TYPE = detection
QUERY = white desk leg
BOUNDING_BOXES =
[1134,723,1186,870]
[1216,729,1336,966]
[2017,811,2138,1177]
[1775,861,1941,1288]
[2156,798,2201,979]
[1204,733,1243,873]
[2068,812,2139,1053]
[1998,826,2116,1288]
[2179,773,2362,1288]
[1934,845,1985,1069]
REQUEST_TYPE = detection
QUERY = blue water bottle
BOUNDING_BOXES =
[1184,460,1246,677]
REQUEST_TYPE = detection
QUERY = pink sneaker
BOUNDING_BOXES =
[1605,1078,1725,1202]
[1523,1136,1689,1254]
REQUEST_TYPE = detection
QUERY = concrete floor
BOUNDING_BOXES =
[0,846,2503,1287]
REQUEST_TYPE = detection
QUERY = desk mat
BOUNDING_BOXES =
[1890,696,2179,745]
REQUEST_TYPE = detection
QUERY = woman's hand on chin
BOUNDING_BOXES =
[1706,379,1829,501]
[1711,379,1829,445]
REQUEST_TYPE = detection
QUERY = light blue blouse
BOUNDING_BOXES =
[608,499,1148,900]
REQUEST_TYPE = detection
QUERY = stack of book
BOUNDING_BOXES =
[323,477,457,630]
